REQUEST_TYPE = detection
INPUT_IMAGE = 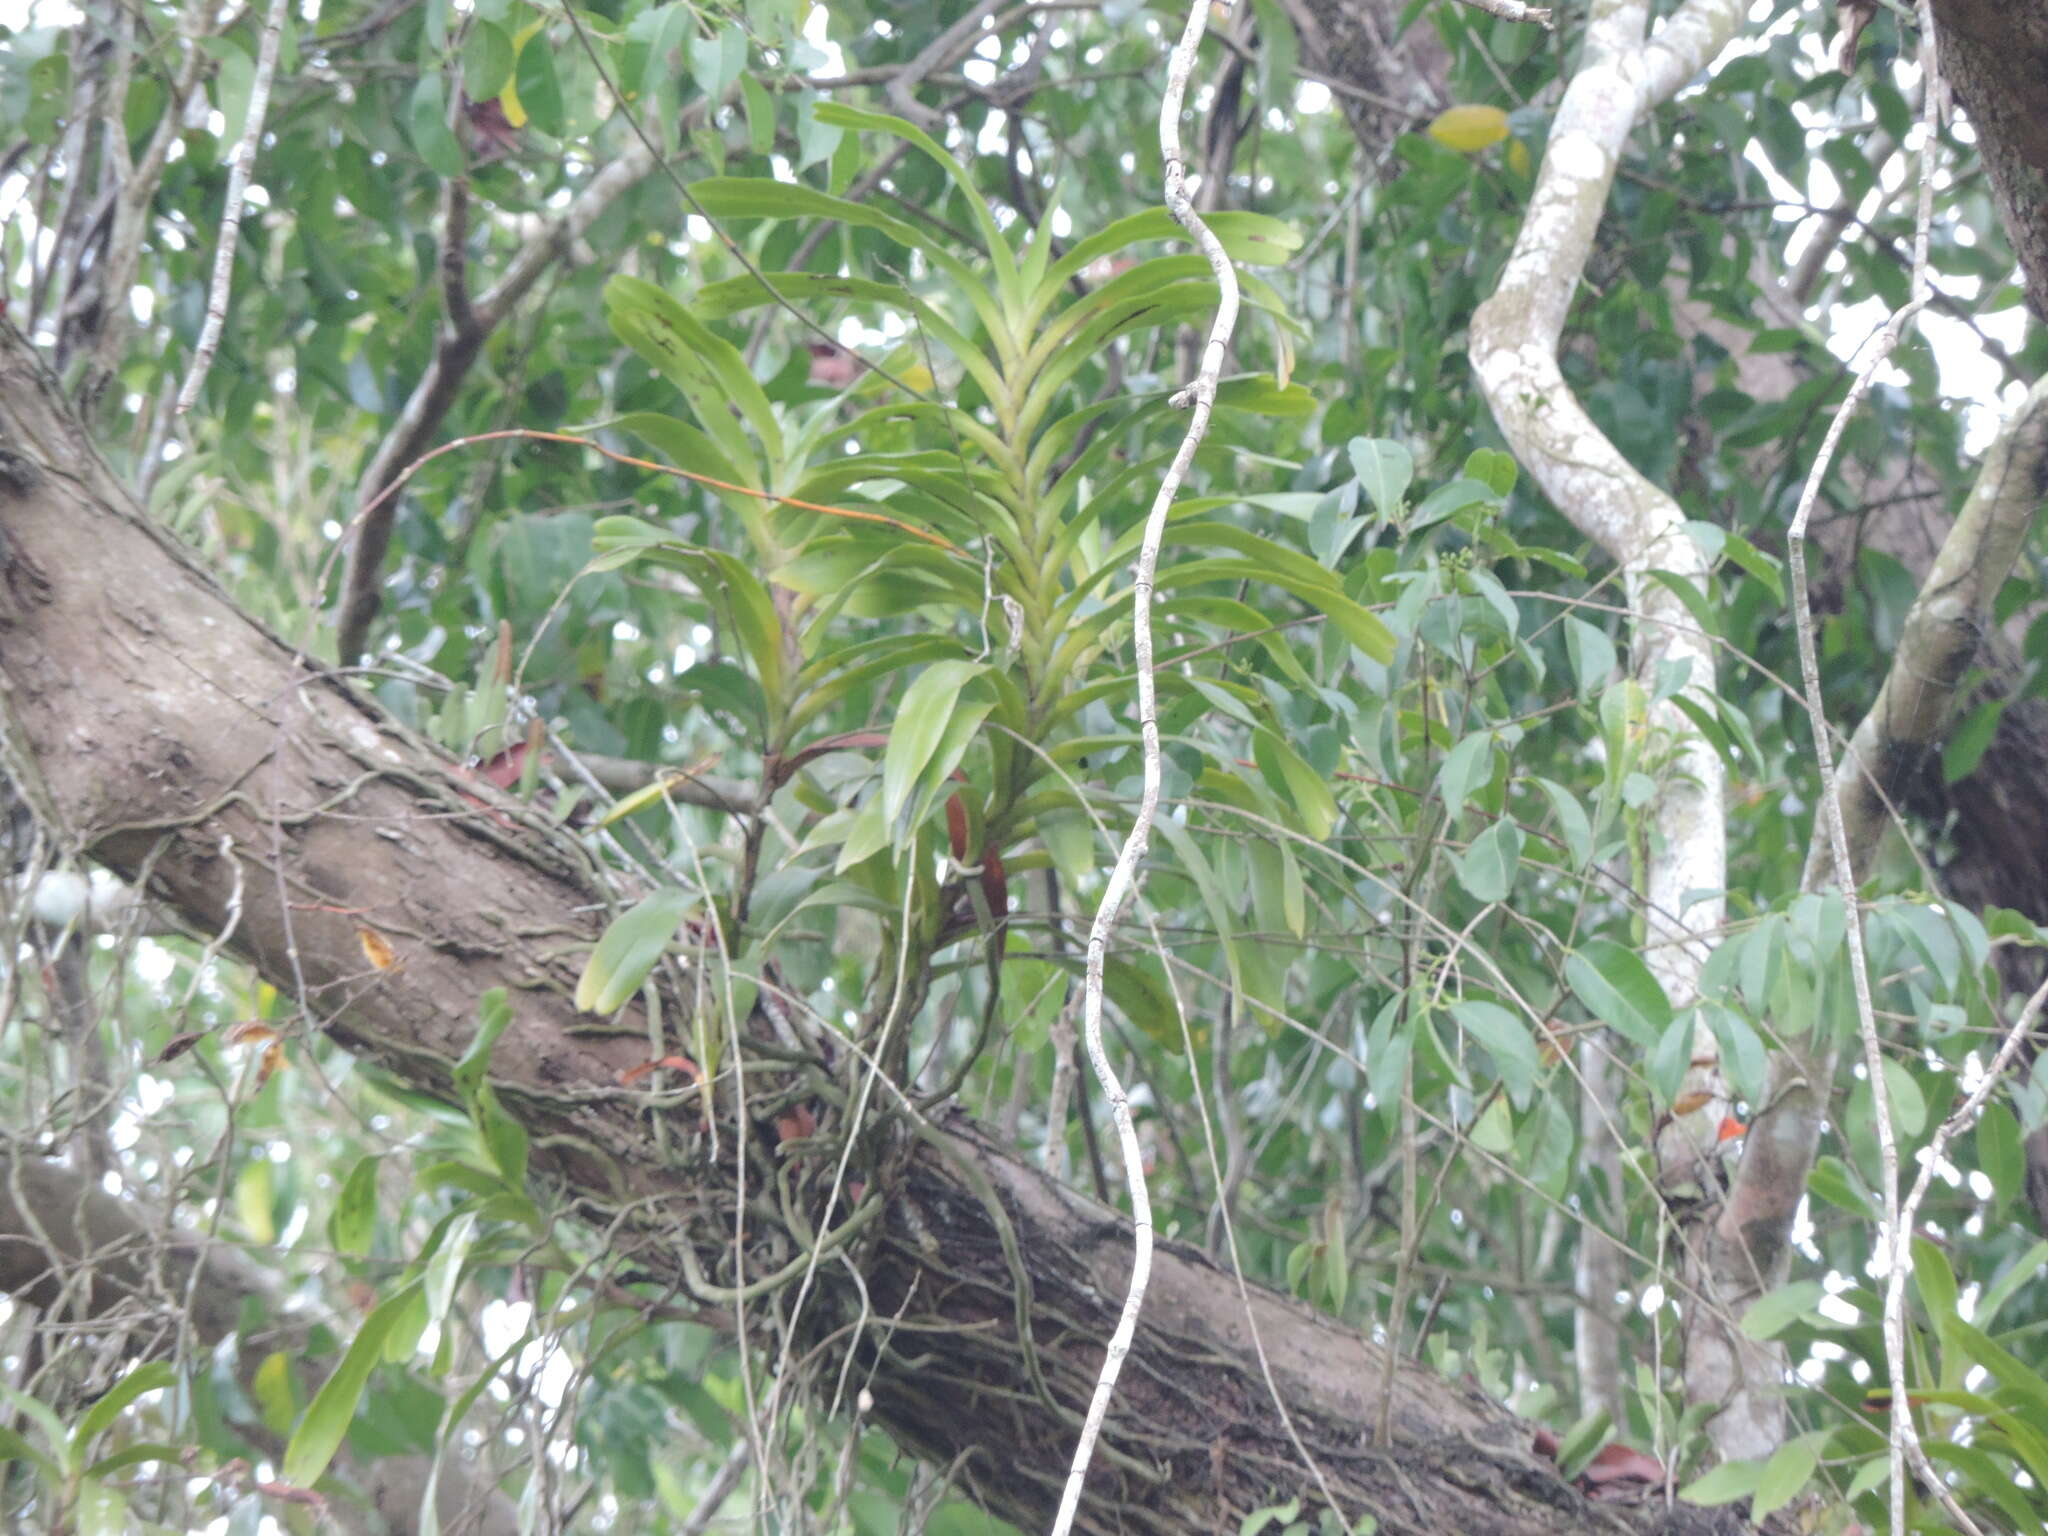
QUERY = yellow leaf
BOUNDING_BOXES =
[1426,104,1510,153]
[1507,137,1532,177]
[236,1157,276,1245]
[597,773,685,827]
[499,20,545,128]
[253,1351,296,1435]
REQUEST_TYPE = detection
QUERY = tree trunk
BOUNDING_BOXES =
[1929,0,2048,325]
[0,329,1760,1533]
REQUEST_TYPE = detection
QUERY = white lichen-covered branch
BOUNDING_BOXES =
[1048,0,1243,1526]
[1467,0,1753,1456]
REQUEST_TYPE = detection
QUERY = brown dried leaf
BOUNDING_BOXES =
[358,927,398,971]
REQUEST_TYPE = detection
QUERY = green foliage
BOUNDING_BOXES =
[5,0,2048,1527]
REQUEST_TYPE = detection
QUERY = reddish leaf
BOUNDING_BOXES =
[775,1104,818,1144]
[477,739,531,790]
[980,848,1009,919]
[620,1055,703,1087]
[945,793,970,861]
[1579,1441,1663,1492]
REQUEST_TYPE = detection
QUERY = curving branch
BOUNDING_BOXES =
[1050,2,1244,1526]
[335,139,660,665]
[1467,0,1752,1455]
[1806,375,2048,892]
[173,0,288,416]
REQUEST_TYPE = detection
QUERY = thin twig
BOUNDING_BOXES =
[1888,971,2048,1536]
[1048,0,1241,1526]
[1781,16,1940,1530]
[175,0,288,415]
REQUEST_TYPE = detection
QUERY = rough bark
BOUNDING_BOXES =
[0,326,1759,1532]
[1928,0,2048,325]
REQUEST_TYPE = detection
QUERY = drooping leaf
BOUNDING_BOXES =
[1565,940,1672,1048]
[1434,732,1494,822]
[1251,726,1338,840]
[1348,438,1413,521]
[575,889,698,1015]
[283,1279,424,1488]
[1449,999,1539,1109]
[408,76,465,178]
[1452,817,1522,903]
[330,1154,382,1256]
[1978,1101,2023,1210]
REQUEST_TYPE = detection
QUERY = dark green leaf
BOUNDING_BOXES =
[408,76,465,178]
[1564,940,1671,1048]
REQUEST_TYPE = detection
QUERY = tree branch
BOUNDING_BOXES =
[1053,0,1242,1522]
[1468,0,1754,1457]
[335,139,659,665]
[0,1149,517,1536]
[0,313,1752,1536]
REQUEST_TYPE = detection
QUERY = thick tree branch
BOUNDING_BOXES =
[0,319,1757,1536]
[1927,0,2048,323]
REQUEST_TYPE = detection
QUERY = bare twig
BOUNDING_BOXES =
[1048,0,1241,1526]
[676,1438,753,1536]
[175,0,289,415]
[1779,16,1939,1526]
[1449,0,1554,27]
[889,0,1004,125]
[1885,975,2048,1536]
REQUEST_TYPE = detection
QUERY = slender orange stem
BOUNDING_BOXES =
[359,427,963,553]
